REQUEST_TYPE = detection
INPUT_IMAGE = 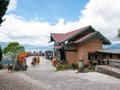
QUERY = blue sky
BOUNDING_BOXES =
[0,0,120,46]
[7,0,89,24]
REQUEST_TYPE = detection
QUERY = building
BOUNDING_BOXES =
[50,25,111,65]
[97,49,120,66]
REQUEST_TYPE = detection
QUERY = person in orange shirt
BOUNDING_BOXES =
[36,56,40,65]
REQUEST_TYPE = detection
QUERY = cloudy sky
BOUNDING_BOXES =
[0,0,120,46]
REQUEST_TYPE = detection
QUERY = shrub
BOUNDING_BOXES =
[3,64,8,69]
[56,64,64,71]
[84,65,95,73]
[71,64,79,69]
[56,63,79,71]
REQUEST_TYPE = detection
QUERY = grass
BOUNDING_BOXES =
[3,64,8,69]
[84,65,95,73]
[56,64,79,71]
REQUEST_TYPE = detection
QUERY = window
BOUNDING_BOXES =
[117,54,120,59]
[102,54,106,59]
[95,54,98,60]
[88,53,98,60]
[109,54,112,59]
[88,53,92,60]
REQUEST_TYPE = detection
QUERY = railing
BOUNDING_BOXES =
[109,59,120,69]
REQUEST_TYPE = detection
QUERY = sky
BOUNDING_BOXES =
[0,0,120,46]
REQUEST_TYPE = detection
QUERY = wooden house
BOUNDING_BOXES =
[50,25,111,65]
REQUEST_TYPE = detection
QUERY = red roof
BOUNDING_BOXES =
[51,25,90,42]
[50,25,111,45]
[54,46,62,49]
[74,32,95,43]
[51,33,65,42]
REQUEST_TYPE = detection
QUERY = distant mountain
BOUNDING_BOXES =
[24,44,53,51]
[104,43,120,49]
[0,42,53,51]
[1,42,120,51]
[0,42,8,49]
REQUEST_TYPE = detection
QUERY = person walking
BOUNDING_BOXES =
[36,56,40,65]
[31,56,36,66]
[8,64,13,73]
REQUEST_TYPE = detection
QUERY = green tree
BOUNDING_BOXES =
[0,46,3,62]
[0,0,10,26]
[3,42,25,67]
[118,28,120,38]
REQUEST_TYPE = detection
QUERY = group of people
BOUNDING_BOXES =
[31,56,40,66]
[17,57,28,71]
[32,50,53,60]
[7,57,28,72]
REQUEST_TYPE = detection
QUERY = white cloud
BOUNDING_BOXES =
[7,0,17,12]
[0,0,120,47]
[79,0,120,41]
[0,14,53,46]
[0,14,80,46]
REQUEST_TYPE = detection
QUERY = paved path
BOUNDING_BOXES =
[0,56,120,90]
[23,56,120,90]
[0,70,44,90]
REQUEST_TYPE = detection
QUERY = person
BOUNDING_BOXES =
[36,56,40,65]
[52,58,58,66]
[8,64,13,73]
[31,56,36,66]
[97,59,101,65]
[103,58,106,65]
[42,52,45,58]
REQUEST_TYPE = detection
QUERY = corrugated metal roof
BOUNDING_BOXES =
[97,49,120,54]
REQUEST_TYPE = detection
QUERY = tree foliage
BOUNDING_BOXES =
[0,46,3,62]
[118,28,120,38]
[0,0,10,26]
[3,42,25,66]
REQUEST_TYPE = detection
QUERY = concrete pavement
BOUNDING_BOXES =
[23,56,120,90]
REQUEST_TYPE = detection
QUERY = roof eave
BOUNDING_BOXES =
[61,25,94,43]
[62,25,92,42]
[75,32,97,44]
[97,31,111,45]
[75,31,111,45]
[50,33,61,43]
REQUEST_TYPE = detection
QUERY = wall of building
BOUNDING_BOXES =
[65,39,103,65]
[65,46,77,64]
[112,54,117,59]
[77,40,103,65]
[54,40,103,65]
